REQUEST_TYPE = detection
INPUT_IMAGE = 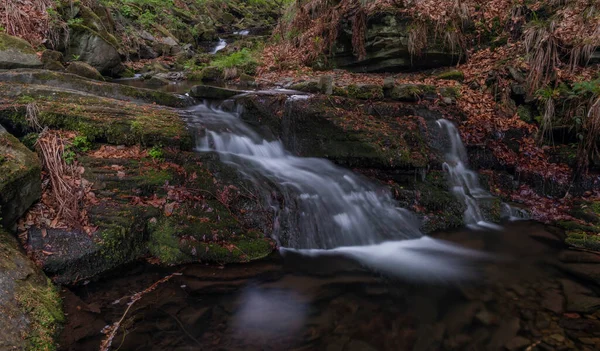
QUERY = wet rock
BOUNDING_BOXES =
[475,309,496,326]
[558,250,600,263]
[505,336,531,350]
[560,279,600,313]
[290,80,321,93]
[146,76,170,87]
[0,33,42,69]
[199,66,223,82]
[561,263,600,286]
[66,61,104,81]
[41,50,66,71]
[444,301,483,334]
[0,126,42,228]
[390,84,435,102]
[541,289,565,314]
[0,227,64,350]
[488,317,520,350]
[190,85,243,99]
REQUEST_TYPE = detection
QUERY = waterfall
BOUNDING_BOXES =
[183,100,493,280]
[210,38,227,54]
[437,119,502,229]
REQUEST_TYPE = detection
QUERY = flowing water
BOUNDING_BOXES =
[57,98,596,350]
[437,119,504,229]
[210,38,227,54]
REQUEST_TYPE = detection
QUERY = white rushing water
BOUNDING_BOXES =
[186,102,495,279]
[234,30,250,36]
[437,119,502,229]
[210,38,227,54]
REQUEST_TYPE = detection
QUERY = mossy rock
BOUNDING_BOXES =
[290,81,321,94]
[0,33,42,69]
[566,231,600,251]
[66,61,104,81]
[517,105,533,123]
[436,70,465,81]
[346,84,384,100]
[0,126,42,228]
[200,66,223,81]
[390,84,436,102]
[0,70,192,107]
[0,82,193,150]
[0,227,64,350]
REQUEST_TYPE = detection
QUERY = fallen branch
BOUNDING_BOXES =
[99,272,182,351]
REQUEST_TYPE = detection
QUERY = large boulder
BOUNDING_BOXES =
[0,33,43,69]
[0,226,64,350]
[67,28,123,76]
[333,14,461,72]
[0,125,42,229]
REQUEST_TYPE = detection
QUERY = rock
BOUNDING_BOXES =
[0,227,64,350]
[333,14,461,72]
[505,336,531,350]
[561,263,600,286]
[146,76,170,87]
[345,340,379,351]
[190,85,243,99]
[239,73,257,87]
[560,279,600,313]
[290,80,321,93]
[139,30,156,42]
[66,61,104,81]
[507,66,526,83]
[41,50,65,70]
[200,66,223,82]
[0,70,192,108]
[0,33,42,69]
[488,317,520,350]
[541,289,565,314]
[68,28,124,76]
[0,126,42,228]
[41,50,64,64]
[139,43,158,60]
[319,75,334,95]
[558,250,600,263]
[390,84,434,102]
[347,84,384,100]
[436,70,464,81]
[475,309,496,325]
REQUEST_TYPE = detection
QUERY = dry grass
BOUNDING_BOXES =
[578,97,600,172]
[524,21,559,93]
[0,0,54,45]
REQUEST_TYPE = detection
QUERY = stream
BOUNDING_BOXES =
[58,95,597,350]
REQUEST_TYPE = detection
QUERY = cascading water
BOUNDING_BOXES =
[210,38,227,54]
[437,119,502,229]
[184,99,493,279]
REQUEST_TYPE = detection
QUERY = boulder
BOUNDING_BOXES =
[68,28,124,76]
[41,50,65,71]
[0,33,43,69]
[0,226,64,350]
[146,76,170,87]
[66,61,104,81]
[0,125,42,229]
[333,14,461,72]
[190,85,243,99]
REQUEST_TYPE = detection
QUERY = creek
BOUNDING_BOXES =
[58,95,585,351]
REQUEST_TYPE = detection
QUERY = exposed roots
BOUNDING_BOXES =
[35,131,84,225]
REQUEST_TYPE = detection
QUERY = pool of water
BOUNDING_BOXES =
[58,221,596,351]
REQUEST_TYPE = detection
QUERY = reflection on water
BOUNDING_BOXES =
[59,221,598,351]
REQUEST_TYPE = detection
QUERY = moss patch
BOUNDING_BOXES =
[16,281,65,351]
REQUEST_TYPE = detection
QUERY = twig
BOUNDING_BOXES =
[99,272,182,351]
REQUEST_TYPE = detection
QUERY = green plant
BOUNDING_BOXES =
[67,18,84,26]
[148,145,164,160]
[63,149,76,165]
[72,135,92,152]
[71,54,81,61]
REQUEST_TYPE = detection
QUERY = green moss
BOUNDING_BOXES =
[346,84,384,100]
[556,220,600,233]
[148,219,185,265]
[517,105,533,123]
[566,231,600,251]
[440,86,461,99]
[0,33,35,53]
[436,70,465,81]
[133,169,172,192]
[16,280,64,351]
[290,81,321,93]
